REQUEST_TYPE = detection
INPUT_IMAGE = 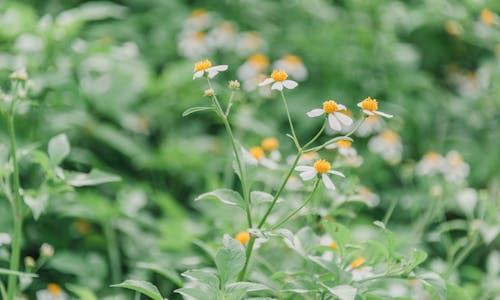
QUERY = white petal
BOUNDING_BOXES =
[295,166,314,172]
[271,82,283,91]
[282,80,298,89]
[328,170,345,177]
[300,170,317,180]
[258,78,274,86]
[261,158,278,169]
[306,109,325,117]
[193,70,204,79]
[374,110,393,118]
[211,65,228,71]
[357,102,362,108]
[334,112,353,126]
[363,109,374,116]
[328,113,341,131]
[322,174,335,190]
[337,104,347,110]
[207,69,219,78]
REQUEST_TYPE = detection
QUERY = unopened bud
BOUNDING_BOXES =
[40,243,54,257]
[228,80,240,90]
[25,256,35,268]
[204,88,215,97]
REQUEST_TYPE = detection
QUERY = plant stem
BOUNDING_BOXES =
[104,221,122,284]
[444,235,479,279]
[225,91,235,117]
[279,91,300,149]
[305,116,365,152]
[271,179,320,229]
[382,197,399,225]
[303,120,326,149]
[237,237,256,281]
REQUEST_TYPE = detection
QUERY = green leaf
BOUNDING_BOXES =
[111,280,165,300]
[226,282,271,293]
[215,235,246,286]
[23,193,48,220]
[196,189,245,210]
[182,269,219,289]
[322,284,357,300]
[405,249,428,272]
[182,106,214,117]
[250,191,275,204]
[137,263,183,287]
[175,287,216,300]
[446,283,472,300]
[66,284,98,300]
[48,133,70,165]
[323,222,351,256]
[419,272,446,300]
[66,169,121,187]
[0,268,38,278]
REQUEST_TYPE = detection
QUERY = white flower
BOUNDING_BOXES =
[245,146,278,169]
[235,32,265,56]
[368,130,403,164]
[261,137,281,161]
[295,159,345,190]
[456,188,477,215]
[355,114,385,137]
[443,150,469,184]
[307,100,353,131]
[326,139,357,157]
[258,69,297,91]
[357,97,393,118]
[416,151,446,176]
[237,54,269,81]
[192,59,228,79]
[0,233,12,246]
[36,284,67,300]
[273,54,308,81]
[178,31,210,59]
[206,22,237,51]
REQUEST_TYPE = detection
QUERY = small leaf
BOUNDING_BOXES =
[67,169,121,187]
[195,189,245,210]
[215,235,246,285]
[0,268,38,278]
[23,193,49,220]
[322,284,357,300]
[66,284,98,300]
[48,134,70,165]
[182,106,213,117]
[226,282,271,293]
[250,191,274,204]
[175,287,215,300]
[405,249,427,271]
[182,269,219,289]
[373,220,385,229]
[111,280,164,300]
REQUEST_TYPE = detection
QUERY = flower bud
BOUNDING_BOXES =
[40,243,54,257]
[204,88,215,97]
[228,80,240,90]
[25,256,36,268]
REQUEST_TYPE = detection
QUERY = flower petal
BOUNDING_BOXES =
[210,65,228,72]
[337,104,347,111]
[193,70,204,79]
[295,166,314,172]
[258,78,274,86]
[362,109,374,116]
[334,112,353,126]
[306,109,325,117]
[328,113,341,131]
[207,69,219,78]
[282,80,298,89]
[271,82,283,91]
[261,158,278,169]
[300,170,317,180]
[328,170,345,177]
[374,110,393,118]
[322,173,335,190]
[357,102,362,108]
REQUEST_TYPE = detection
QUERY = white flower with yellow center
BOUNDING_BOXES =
[237,54,269,81]
[443,150,469,184]
[261,137,281,161]
[326,139,356,156]
[245,146,278,169]
[295,159,345,190]
[236,32,265,56]
[416,151,446,176]
[356,114,385,137]
[258,69,298,91]
[368,130,402,164]
[357,97,393,118]
[207,22,237,50]
[178,31,210,59]
[36,283,67,300]
[273,54,308,81]
[307,100,353,131]
[192,59,228,79]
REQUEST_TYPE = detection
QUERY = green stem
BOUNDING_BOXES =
[104,221,122,284]
[271,179,320,229]
[303,120,326,149]
[279,91,300,149]
[305,116,366,153]
[444,236,479,279]
[382,197,398,225]
[225,91,235,117]
[237,237,256,281]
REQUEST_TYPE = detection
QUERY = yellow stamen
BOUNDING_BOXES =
[445,20,462,36]
[261,137,279,151]
[249,147,265,160]
[351,257,365,269]
[191,9,206,17]
[248,54,269,70]
[339,109,353,117]
[448,153,464,168]
[271,69,288,82]
[193,31,205,40]
[194,59,212,72]
[360,97,378,111]
[380,130,399,144]
[481,9,495,26]
[336,140,352,148]
[313,159,331,174]
[322,100,339,114]
[330,242,338,249]
[235,231,250,244]
[47,283,62,296]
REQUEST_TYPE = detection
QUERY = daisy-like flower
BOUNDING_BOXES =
[307,100,353,131]
[326,139,356,156]
[192,59,228,80]
[206,22,237,51]
[357,97,393,118]
[273,54,308,81]
[261,137,281,161]
[237,54,269,81]
[258,69,298,91]
[480,9,496,26]
[355,114,385,137]
[36,283,67,300]
[235,32,265,56]
[442,150,469,184]
[368,130,402,165]
[416,151,446,176]
[178,31,210,59]
[246,146,278,169]
[295,159,345,190]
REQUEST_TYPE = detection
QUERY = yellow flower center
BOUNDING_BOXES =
[194,59,212,72]
[481,9,495,26]
[380,130,399,144]
[249,147,265,160]
[191,9,206,17]
[351,257,365,269]
[336,140,352,148]
[48,284,62,296]
[261,137,279,151]
[235,231,250,244]
[282,54,302,64]
[313,159,331,174]
[360,97,378,111]
[448,153,464,168]
[330,242,338,249]
[248,54,269,70]
[445,20,462,36]
[271,70,288,82]
[339,109,353,117]
[322,100,339,113]
[424,151,440,161]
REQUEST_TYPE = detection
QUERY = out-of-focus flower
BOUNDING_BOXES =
[273,55,308,81]
[356,115,385,137]
[36,283,67,300]
[326,139,356,156]
[261,137,281,161]
[456,188,477,215]
[246,146,278,169]
[235,231,251,244]
[40,243,54,257]
[15,34,45,53]
[368,130,402,164]
[416,151,446,176]
[207,22,237,51]
[192,59,228,79]
[10,68,28,81]
[25,256,36,268]
[307,100,353,131]
[178,31,210,59]
[443,150,469,184]
[480,9,496,26]
[0,233,12,246]
[204,88,215,97]
[184,9,214,30]
[237,54,269,81]
[357,97,393,118]
[352,186,380,207]
[295,159,345,190]
[228,80,240,90]
[235,32,265,56]
[258,70,298,91]
[445,20,462,36]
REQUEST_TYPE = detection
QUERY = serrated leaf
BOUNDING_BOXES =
[215,235,246,285]
[111,280,164,300]
[66,169,121,187]
[182,106,214,117]
[48,134,70,165]
[195,189,245,210]
[322,284,357,300]
[323,222,351,256]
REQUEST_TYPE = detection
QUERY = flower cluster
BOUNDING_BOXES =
[416,150,470,184]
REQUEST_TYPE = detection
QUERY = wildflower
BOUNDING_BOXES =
[204,88,215,97]
[355,115,385,137]
[442,150,469,184]
[247,146,278,169]
[285,175,303,191]
[416,151,446,176]
[178,31,210,59]
[456,188,477,215]
[40,243,54,257]
[295,159,345,190]
[36,283,67,300]
[357,97,393,118]
[351,256,365,269]
[193,59,228,79]
[184,9,213,30]
[330,242,338,249]
[258,69,298,91]
[10,68,28,81]
[206,22,237,50]
[368,130,402,164]
[237,54,269,81]
[235,231,251,244]
[273,55,308,81]
[228,80,240,89]
[235,32,265,56]
[307,100,353,131]
[481,9,496,26]
[261,137,281,160]
[25,256,36,268]
[352,186,380,207]
[0,233,11,246]
[326,139,357,156]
